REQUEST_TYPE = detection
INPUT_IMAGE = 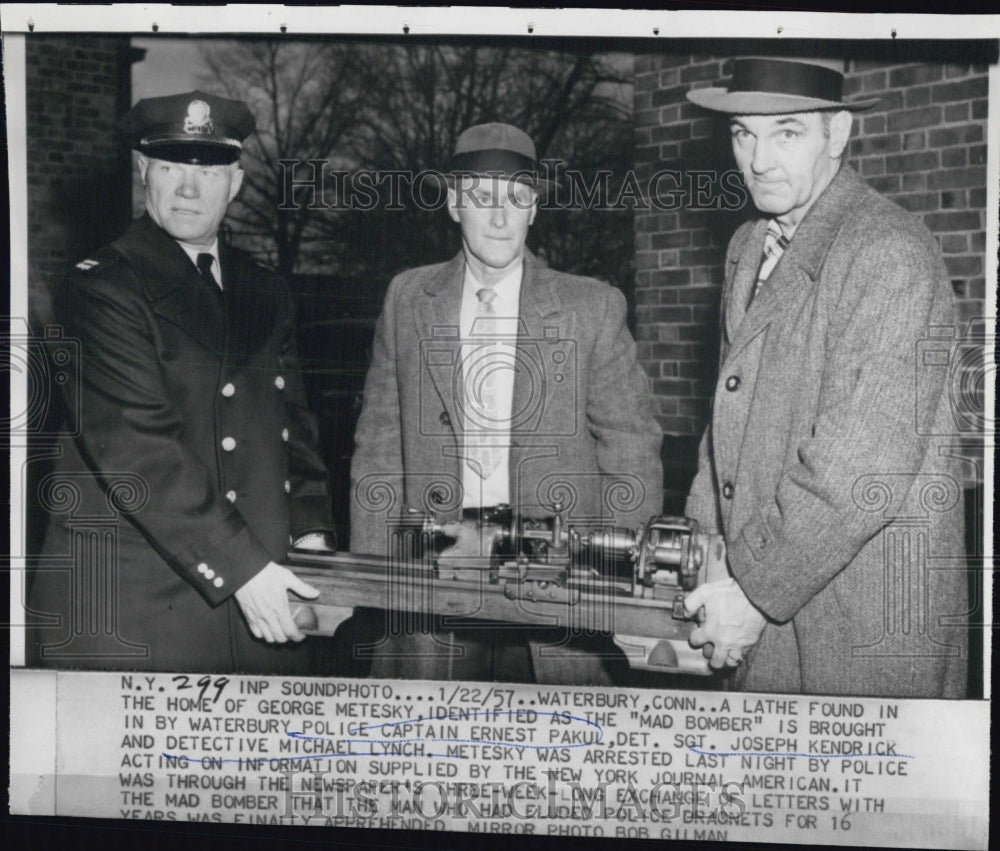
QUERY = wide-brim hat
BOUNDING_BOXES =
[121,90,255,165]
[443,122,557,198]
[686,58,879,115]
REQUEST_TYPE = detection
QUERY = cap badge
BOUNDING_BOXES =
[183,100,214,135]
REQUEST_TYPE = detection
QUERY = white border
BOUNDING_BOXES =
[4,7,996,846]
[0,5,997,39]
[984,61,998,700]
[7,32,29,667]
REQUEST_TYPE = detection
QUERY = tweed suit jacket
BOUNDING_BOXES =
[686,166,968,698]
[29,215,333,674]
[350,250,663,555]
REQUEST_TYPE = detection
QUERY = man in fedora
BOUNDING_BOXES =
[349,123,663,683]
[28,91,335,673]
[682,58,967,697]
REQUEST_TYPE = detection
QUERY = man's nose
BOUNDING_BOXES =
[750,138,773,174]
[489,203,507,227]
[176,170,199,197]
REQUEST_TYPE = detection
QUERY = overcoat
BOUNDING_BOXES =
[350,249,663,551]
[686,166,968,698]
[349,250,663,682]
[28,214,333,674]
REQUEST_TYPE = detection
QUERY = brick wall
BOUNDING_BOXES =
[25,35,137,328]
[633,55,989,483]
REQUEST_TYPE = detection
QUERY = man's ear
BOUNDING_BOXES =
[828,110,852,160]
[136,153,149,186]
[228,165,245,202]
[446,185,461,223]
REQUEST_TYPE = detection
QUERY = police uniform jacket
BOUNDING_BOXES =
[685,166,968,698]
[29,214,333,674]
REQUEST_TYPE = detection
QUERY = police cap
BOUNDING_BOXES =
[120,90,255,165]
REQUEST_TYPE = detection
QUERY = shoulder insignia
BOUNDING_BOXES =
[75,258,100,271]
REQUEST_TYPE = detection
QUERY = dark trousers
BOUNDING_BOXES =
[330,608,628,685]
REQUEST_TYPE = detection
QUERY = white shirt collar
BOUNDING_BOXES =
[178,239,222,288]
[463,259,522,303]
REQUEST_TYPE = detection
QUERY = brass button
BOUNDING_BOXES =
[284,480,291,493]
[196,563,208,575]
[275,376,285,390]
[221,437,236,452]
[225,490,237,503]
[281,428,289,442]
[725,375,741,392]
[204,568,215,580]
[221,382,235,397]
[722,482,735,499]
[213,577,224,588]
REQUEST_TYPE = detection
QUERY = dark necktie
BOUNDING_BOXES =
[196,252,220,292]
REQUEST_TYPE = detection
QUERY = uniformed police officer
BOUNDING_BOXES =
[28,90,335,674]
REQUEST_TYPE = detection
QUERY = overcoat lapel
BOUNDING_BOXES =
[114,215,225,355]
[724,218,767,346]
[413,250,564,494]
[511,250,561,446]
[724,166,869,364]
[727,239,804,359]
[415,253,466,431]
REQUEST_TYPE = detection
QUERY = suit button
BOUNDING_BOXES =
[725,375,741,392]
[204,568,215,580]
[221,382,235,397]
[213,577,224,588]
[221,436,236,452]
[196,562,208,575]
[275,375,285,390]
[722,482,735,499]
[284,480,291,493]
[281,428,289,442]
[439,411,451,427]
[225,490,237,503]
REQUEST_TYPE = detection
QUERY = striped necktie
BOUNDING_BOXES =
[464,287,504,479]
[748,220,789,307]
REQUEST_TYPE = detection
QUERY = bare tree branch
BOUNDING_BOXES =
[198,39,633,295]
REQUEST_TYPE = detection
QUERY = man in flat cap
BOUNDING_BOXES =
[682,58,967,697]
[350,123,663,683]
[28,91,335,673]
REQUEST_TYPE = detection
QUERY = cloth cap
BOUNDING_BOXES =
[445,123,555,195]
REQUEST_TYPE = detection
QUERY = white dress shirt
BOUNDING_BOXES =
[459,261,522,508]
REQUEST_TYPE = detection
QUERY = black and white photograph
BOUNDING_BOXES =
[6,5,995,849]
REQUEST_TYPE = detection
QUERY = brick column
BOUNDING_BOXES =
[25,35,139,328]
